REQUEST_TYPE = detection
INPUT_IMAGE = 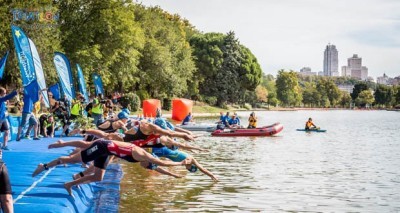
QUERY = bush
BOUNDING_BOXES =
[120,93,140,112]
[162,98,171,110]
[204,96,217,106]
[244,103,252,110]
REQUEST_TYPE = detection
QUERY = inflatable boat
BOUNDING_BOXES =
[211,123,283,137]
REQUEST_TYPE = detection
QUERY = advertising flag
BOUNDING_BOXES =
[76,64,89,103]
[92,73,104,96]
[0,51,9,79]
[53,52,75,101]
[29,39,50,107]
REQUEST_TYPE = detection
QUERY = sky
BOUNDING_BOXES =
[140,0,400,79]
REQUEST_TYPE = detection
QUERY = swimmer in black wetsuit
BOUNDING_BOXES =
[32,139,191,196]
[0,150,13,212]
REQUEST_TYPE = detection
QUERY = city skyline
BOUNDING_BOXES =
[141,0,400,79]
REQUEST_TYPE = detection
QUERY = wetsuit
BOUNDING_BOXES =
[123,125,148,141]
[80,139,137,169]
[97,120,118,133]
[0,160,12,195]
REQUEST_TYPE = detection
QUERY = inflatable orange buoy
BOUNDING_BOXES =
[172,98,193,121]
[143,99,161,117]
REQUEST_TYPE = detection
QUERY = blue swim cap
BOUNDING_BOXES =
[118,112,129,120]
[154,118,167,130]
[188,164,198,173]
[122,108,130,115]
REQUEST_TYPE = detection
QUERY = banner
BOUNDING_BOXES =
[76,64,89,103]
[11,25,39,103]
[0,51,9,79]
[53,52,75,101]
[92,73,104,96]
[29,39,50,108]
[49,83,61,101]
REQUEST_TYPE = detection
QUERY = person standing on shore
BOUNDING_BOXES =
[0,87,18,150]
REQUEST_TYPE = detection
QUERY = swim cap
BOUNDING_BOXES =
[122,108,130,115]
[154,118,167,130]
[188,164,198,173]
[118,112,129,120]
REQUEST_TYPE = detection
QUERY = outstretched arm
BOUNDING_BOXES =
[48,139,94,149]
[132,146,189,167]
[191,158,218,182]
[162,136,206,152]
[150,123,194,141]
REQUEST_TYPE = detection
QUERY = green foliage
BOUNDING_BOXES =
[162,98,171,111]
[355,90,374,107]
[351,82,368,100]
[316,78,341,107]
[276,70,302,106]
[339,91,352,108]
[203,96,218,106]
[374,84,394,107]
[302,82,320,107]
[120,92,140,112]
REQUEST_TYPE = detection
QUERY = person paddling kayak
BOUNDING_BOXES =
[305,118,317,130]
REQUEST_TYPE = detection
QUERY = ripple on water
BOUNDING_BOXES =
[119,111,400,212]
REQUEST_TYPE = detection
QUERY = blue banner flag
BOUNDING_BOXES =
[0,51,9,79]
[92,73,104,96]
[53,52,75,101]
[49,83,61,101]
[76,64,89,103]
[11,25,39,103]
[29,38,50,108]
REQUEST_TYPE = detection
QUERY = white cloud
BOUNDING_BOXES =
[141,0,400,79]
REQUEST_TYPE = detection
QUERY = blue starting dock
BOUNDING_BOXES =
[1,134,123,213]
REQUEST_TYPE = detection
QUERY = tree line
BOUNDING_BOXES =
[0,1,262,108]
[256,70,400,109]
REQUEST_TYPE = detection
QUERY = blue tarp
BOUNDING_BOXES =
[1,116,123,213]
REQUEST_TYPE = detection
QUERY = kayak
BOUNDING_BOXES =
[176,122,217,132]
[211,123,283,137]
[296,129,327,132]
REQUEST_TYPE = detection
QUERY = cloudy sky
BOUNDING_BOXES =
[141,0,400,79]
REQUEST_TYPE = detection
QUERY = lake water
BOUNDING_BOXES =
[119,110,400,212]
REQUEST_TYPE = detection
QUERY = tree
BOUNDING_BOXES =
[302,82,320,107]
[355,90,374,107]
[339,91,352,108]
[276,70,302,106]
[374,84,393,107]
[351,82,368,100]
[255,85,268,102]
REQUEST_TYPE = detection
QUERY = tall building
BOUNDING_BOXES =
[323,44,339,76]
[341,54,368,80]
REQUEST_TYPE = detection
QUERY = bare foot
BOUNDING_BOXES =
[32,164,45,177]
[64,183,74,198]
[68,129,81,137]
[48,140,64,149]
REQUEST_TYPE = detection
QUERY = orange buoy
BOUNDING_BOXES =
[143,99,161,118]
[172,98,193,121]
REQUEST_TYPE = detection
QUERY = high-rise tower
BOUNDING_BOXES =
[323,44,339,76]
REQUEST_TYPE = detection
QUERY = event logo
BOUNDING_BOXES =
[11,7,59,29]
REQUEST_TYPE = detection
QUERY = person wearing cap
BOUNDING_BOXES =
[305,118,317,130]
[39,114,55,138]
[228,113,241,128]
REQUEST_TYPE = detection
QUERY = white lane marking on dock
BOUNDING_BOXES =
[13,167,55,204]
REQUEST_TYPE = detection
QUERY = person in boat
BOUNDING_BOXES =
[32,139,191,196]
[228,114,240,129]
[305,118,317,130]
[247,112,257,129]
[218,112,230,129]
[181,112,193,125]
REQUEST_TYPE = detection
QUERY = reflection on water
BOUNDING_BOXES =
[119,110,400,212]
